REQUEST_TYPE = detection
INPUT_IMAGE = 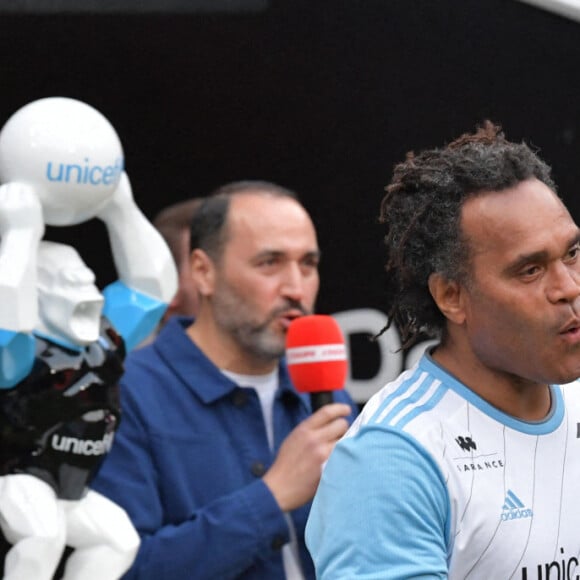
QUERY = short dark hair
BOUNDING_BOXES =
[379,121,556,348]
[189,180,299,261]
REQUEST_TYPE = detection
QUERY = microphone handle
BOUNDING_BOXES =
[310,391,334,412]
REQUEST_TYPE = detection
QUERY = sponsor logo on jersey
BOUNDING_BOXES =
[51,431,114,456]
[452,432,505,473]
[501,489,533,521]
[521,547,579,579]
[455,435,477,451]
[455,457,504,472]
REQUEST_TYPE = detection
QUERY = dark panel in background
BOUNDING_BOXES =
[0,0,268,13]
[0,0,578,396]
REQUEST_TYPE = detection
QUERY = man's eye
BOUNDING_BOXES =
[567,243,580,260]
[303,257,320,268]
[259,257,277,267]
[521,265,540,277]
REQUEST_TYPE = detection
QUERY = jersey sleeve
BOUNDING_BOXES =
[306,425,450,579]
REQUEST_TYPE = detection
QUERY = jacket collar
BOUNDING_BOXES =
[154,317,307,408]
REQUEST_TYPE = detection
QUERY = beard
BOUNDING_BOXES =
[212,280,311,362]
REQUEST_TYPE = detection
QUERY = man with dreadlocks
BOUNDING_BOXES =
[306,122,580,578]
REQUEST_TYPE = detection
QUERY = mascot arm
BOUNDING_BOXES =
[97,172,178,351]
[0,183,44,387]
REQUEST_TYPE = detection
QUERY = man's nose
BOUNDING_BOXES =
[280,262,306,302]
[546,262,580,304]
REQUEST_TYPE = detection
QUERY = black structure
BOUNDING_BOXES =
[0,0,578,398]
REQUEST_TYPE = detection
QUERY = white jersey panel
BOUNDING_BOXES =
[339,353,580,579]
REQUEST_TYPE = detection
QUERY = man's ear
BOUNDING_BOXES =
[428,272,466,325]
[190,249,215,297]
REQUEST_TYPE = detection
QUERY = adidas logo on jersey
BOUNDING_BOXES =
[501,489,533,521]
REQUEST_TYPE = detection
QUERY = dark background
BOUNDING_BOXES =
[0,0,579,397]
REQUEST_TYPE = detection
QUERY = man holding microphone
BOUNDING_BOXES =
[92,180,358,579]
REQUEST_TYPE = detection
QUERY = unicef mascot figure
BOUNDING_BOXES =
[0,97,178,580]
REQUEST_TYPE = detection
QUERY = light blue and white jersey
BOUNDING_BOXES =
[306,352,580,579]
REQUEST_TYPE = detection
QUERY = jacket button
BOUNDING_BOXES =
[232,390,248,407]
[281,390,298,408]
[251,461,266,477]
[271,535,286,550]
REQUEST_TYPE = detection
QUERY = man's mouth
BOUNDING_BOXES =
[275,306,310,331]
[560,319,580,334]
[278,311,303,329]
[558,318,580,344]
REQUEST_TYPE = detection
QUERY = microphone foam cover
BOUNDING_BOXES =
[285,315,348,394]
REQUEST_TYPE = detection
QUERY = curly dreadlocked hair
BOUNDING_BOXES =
[379,121,556,348]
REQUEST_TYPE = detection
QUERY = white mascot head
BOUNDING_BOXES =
[0,97,124,226]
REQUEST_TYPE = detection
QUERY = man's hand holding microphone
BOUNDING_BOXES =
[263,315,353,512]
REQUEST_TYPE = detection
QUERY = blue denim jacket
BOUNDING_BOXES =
[92,316,358,579]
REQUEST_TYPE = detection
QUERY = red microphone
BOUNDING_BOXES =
[285,314,348,411]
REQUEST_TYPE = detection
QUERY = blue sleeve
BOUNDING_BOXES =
[306,426,450,579]
[91,375,291,579]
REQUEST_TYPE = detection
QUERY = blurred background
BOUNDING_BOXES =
[0,0,578,401]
